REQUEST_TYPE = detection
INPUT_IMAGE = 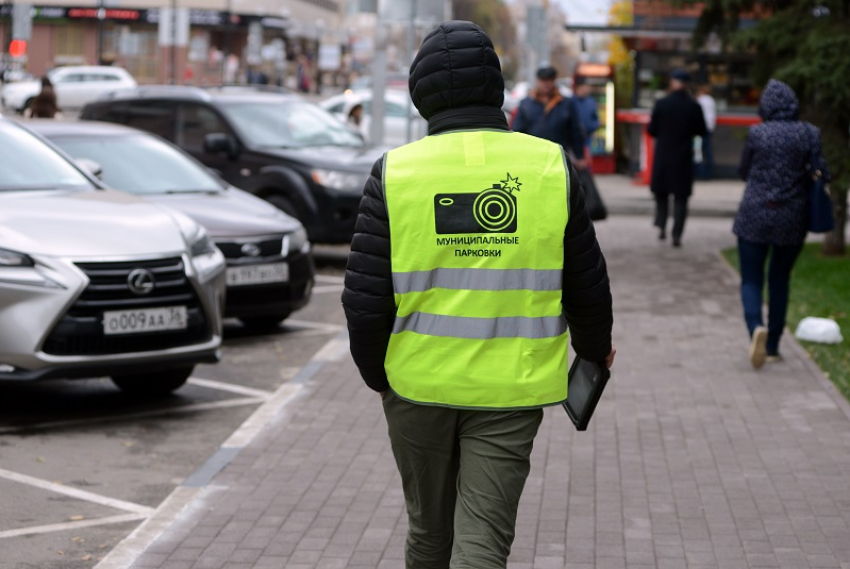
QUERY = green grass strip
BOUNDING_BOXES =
[722,244,850,401]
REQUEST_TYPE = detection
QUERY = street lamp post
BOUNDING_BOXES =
[96,0,104,64]
[170,0,177,84]
[222,0,231,83]
[315,18,324,95]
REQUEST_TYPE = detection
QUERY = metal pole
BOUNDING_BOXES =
[222,0,231,83]
[170,0,177,84]
[2,1,10,81]
[369,15,386,145]
[404,0,415,143]
[96,0,104,64]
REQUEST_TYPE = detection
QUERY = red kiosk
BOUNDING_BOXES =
[616,109,761,185]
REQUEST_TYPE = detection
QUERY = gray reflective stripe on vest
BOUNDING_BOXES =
[393,268,562,294]
[393,312,567,339]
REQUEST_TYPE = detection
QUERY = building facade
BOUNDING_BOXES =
[1,0,345,88]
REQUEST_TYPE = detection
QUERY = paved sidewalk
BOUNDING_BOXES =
[598,175,744,218]
[116,216,850,569]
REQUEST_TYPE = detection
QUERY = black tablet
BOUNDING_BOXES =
[562,357,610,431]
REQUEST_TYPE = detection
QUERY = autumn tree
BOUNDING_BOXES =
[452,0,520,79]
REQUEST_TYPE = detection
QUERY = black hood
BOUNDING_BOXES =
[408,20,505,122]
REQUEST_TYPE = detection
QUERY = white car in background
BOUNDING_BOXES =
[319,89,428,148]
[1,66,137,113]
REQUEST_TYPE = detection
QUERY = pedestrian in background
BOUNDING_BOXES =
[572,76,600,158]
[696,82,717,179]
[25,77,63,119]
[343,20,614,569]
[733,79,830,368]
[347,102,363,128]
[647,68,707,247]
[513,65,587,168]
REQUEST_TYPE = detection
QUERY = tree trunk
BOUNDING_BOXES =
[822,188,847,256]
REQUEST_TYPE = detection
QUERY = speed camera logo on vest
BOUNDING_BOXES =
[434,173,522,234]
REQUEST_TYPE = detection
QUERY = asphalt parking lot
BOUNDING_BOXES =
[0,246,349,569]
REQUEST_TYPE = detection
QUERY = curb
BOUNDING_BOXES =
[715,250,850,423]
[94,330,350,569]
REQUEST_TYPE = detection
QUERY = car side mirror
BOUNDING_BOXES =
[203,132,239,160]
[76,158,103,180]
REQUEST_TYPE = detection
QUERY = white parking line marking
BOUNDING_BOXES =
[94,486,215,569]
[314,275,344,284]
[0,467,154,516]
[96,332,348,569]
[187,377,272,400]
[221,383,301,448]
[312,285,345,294]
[284,319,343,332]
[0,513,147,539]
[0,397,264,435]
[311,338,350,363]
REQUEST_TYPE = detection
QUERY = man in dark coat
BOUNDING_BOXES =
[512,65,587,166]
[342,21,614,568]
[648,69,707,247]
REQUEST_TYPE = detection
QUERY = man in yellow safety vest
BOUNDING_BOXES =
[343,20,615,569]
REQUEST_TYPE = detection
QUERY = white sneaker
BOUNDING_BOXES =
[749,326,768,369]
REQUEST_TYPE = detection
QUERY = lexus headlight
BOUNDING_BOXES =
[189,231,224,283]
[0,248,34,267]
[0,248,63,288]
[311,169,365,192]
[190,232,217,257]
[284,227,310,255]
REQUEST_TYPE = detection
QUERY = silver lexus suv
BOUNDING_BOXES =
[0,118,226,395]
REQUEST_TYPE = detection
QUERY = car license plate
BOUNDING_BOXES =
[103,306,188,336]
[226,263,289,286]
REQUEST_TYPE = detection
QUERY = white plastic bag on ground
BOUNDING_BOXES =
[794,317,844,344]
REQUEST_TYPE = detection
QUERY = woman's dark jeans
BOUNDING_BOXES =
[738,238,803,355]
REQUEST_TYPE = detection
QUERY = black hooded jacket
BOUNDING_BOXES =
[342,21,613,392]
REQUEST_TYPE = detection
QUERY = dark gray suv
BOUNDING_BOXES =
[31,120,314,329]
[82,86,384,243]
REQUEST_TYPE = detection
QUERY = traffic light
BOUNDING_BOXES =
[9,39,27,58]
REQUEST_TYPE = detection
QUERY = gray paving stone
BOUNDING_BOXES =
[125,216,850,569]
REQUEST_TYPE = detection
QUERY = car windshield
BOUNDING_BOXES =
[0,123,94,191]
[219,100,364,148]
[52,134,224,194]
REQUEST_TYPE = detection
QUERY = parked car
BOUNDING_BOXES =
[346,73,410,93]
[31,120,314,329]
[0,117,226,394]
[1,66,137,113]
[82,86,384,243]
[319,89,427,148]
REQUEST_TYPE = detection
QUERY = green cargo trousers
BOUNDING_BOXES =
[382,390,544,569]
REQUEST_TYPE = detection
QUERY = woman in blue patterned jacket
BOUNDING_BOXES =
[733,79,830,368]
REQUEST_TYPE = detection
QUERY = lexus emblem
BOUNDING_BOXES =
[127,268,155,295]
[241,243,261,257]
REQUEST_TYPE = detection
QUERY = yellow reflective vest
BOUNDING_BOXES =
[383,130,570,409]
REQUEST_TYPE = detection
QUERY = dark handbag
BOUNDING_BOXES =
[807,147,835,234]
[578,168,607,221]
